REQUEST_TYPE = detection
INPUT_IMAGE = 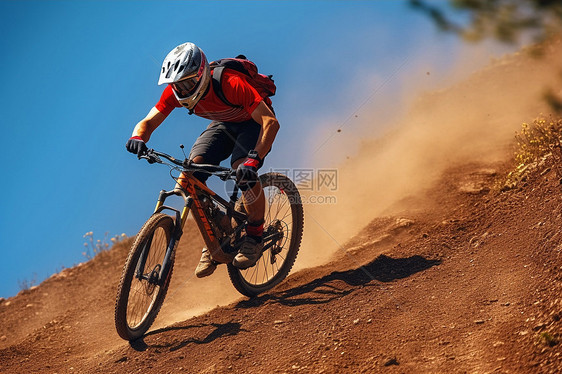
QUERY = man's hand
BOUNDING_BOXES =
[236,151,261,191]
[126,136,148,157]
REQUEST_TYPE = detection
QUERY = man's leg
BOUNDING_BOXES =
[224,119,268,269]
[231,158,266,268]
[188,122,234,183]
[190,123,235,277]
[232,158,265,222]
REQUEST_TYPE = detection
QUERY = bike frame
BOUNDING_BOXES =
[136,149,283,287]
[156,169,247,264]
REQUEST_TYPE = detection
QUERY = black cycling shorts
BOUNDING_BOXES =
[189,119,263,181]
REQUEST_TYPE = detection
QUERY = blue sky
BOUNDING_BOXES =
[0,1,515,298]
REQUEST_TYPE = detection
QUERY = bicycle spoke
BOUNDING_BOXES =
[275,193,289,213]
[125,226,167,328]
[278,209,293,223]
[128,276,157,327]
[238,184,295,286]
[227,173,302,297]
[128,284,149,327]
[262,255,269,283]
[265,190,278,224]
[115,213,176,340]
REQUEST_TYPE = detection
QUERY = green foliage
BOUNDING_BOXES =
[82,231,127,260]
[410,1,562,113]
[502,116,562,190]
[410,0,562,43]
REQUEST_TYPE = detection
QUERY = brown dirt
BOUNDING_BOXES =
[2,43,562,373]
[2,154,562,374]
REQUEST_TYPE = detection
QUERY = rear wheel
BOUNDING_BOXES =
[114,213,175,340]
[227,173,304,297]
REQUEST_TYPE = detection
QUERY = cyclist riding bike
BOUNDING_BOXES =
[126,42,280,277]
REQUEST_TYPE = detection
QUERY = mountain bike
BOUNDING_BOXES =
[114,148,304,341]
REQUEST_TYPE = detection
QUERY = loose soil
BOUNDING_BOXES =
[2,155,562,374]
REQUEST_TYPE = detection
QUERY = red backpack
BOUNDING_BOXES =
[209,55,276,108]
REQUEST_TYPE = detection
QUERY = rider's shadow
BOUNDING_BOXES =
[129,321,248,352]
[236,254,441,308]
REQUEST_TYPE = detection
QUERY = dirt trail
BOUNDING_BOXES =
[1,41,562,373]
[2,156,561,373]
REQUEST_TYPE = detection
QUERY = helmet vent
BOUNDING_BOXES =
[174,61,179,71]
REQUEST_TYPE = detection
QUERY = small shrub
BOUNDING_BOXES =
[18,273,37,291]
[82,231,128,260]
[502,116,562,190]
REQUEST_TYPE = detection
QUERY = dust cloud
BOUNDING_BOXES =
[156,40,561,327]
[297,39,562,269]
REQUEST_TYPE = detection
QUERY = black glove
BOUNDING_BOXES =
[236,150,261,191]
[126,136,148,157]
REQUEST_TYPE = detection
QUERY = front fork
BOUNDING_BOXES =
[137,189,192,286]
[147,186,235,283]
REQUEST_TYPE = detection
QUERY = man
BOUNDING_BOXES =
[125,42,279,277]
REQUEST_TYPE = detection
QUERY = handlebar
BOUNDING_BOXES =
[141,149,235,179]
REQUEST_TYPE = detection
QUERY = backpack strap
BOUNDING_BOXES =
[211,66,242,109]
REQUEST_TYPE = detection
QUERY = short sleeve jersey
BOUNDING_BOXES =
[155,69,271,123]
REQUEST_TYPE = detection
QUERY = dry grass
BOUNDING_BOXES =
[501,116,562,190]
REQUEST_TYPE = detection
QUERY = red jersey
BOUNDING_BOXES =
[155,69,272,122]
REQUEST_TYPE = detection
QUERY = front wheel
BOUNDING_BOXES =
[114,213,175,340]
[227,172,304,297]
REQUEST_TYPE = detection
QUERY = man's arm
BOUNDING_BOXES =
[132,107,168,142]
[250,101,280,160]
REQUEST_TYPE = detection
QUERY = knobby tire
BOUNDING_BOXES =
[114,213,175,340]
[227,172,304,297]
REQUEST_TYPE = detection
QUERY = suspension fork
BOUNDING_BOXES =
[134,188,192,285]
[149,188,193,286]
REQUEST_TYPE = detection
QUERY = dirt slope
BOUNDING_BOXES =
[2,42,562,373]
[2,154,562,373]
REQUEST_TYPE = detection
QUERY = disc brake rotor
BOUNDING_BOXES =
[145,264,162,295]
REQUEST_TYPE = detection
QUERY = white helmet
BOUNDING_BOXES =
[158,42,210,110]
